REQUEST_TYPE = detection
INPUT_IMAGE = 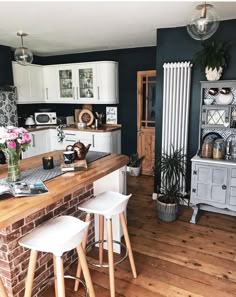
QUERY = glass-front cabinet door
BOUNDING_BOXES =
[56,66,75,101]
[77,64,97,101]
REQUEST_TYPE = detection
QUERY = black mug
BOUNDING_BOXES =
[63,151,75,164]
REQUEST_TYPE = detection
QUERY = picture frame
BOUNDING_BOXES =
[106,107,118,124]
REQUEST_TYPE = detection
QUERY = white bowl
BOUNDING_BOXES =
[215,93,233,105]
[204,98,214,105]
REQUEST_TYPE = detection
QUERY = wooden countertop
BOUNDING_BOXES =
[0,151,128,228]
[27,124,121,133]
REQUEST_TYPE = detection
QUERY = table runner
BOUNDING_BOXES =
[2,151,110,183]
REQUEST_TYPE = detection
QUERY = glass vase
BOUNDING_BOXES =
[6,150,21,182]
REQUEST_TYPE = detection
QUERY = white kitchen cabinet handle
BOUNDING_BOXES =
[97,86,100,100]
[65,139,76,142]
[65,133,76,136]
[46,88,48,100]
[73,87,75,99]
[31,134,35,147]
[122,170,127,194]
[92,134,95,147]
[76,87,79,99]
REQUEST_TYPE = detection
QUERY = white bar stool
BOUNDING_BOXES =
[74,191,137,297]
[18,215,96,297]
[0,240,8,297]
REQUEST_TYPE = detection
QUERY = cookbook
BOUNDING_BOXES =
[0,180,48,197]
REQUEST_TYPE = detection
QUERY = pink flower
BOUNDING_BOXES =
[21,133,31,144]
[7,141,16,149]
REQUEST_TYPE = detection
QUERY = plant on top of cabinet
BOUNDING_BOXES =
[193,41,231,81]
[156,147,186,222]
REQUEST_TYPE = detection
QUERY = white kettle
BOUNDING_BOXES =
[25,115,35,127]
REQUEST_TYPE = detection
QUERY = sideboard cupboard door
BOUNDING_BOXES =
[192,164,227,204]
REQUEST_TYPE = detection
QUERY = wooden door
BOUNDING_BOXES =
[137,70,156,175]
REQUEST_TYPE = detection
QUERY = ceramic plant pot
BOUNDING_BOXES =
[157,199,178,222]
[205,66,223,81]
[127,166,141,176]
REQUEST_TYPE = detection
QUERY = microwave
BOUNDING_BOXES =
[34,112,57,125]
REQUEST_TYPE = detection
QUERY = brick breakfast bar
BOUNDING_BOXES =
[0,151,128,297]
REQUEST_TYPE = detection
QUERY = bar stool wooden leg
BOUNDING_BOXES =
[24,249,38,297]
[55,256,66,297]
[77,243,96,297]
[74,213,91,291]
[99,214,104,265]
[107,218,115,297]
[0,278,8,297]
[120,212,137,278]
[53,256,59,297]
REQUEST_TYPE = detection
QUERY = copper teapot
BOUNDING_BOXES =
[66,141,91,160]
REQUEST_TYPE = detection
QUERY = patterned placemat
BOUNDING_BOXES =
[1,151,110,183]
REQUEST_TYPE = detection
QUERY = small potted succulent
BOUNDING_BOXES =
[127,153,144,176]
[193,40,231,81]
[156,147,186,222]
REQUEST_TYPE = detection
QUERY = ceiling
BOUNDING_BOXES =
[0,1,236,56]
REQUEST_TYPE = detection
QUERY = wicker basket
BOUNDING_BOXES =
[157,199,178,222]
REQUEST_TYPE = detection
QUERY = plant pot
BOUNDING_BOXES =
[157,199,178,222]
[205,66,223,81]
[127,166,141,176]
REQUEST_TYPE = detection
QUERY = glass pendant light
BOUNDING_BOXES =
[187,3,219,40]
[14,32,33,66]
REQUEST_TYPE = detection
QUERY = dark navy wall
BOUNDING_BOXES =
[0,45,13,86]
[155,19,236,191]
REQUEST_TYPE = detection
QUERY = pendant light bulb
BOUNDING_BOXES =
[14,32,33,66]
[187,3,220,40]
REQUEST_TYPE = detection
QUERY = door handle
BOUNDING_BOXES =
[222,185,227,190]
[46,88,48,100]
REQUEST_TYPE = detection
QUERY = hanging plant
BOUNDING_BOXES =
[193,41,231,80]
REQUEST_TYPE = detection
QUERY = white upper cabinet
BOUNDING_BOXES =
[97,62,119,104]
[12,62,45,104]
[43,61,118,104]
[43,65,58,102]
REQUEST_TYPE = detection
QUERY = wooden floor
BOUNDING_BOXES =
[42,175,236,297]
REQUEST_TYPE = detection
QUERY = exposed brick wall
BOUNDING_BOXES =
[0,184,94,297]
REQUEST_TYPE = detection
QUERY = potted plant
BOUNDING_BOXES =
[193,40,231,81]
[156,147,186,222]
[127,153,144,176]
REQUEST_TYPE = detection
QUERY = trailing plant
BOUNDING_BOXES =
[157,147,186,204]
[128,153,144,168]
[193,40,231,72]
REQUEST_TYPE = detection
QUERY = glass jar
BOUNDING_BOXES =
[201,139,213,158]
[213,139,225,160]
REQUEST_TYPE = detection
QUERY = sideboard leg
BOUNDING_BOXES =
[190,205,201,224]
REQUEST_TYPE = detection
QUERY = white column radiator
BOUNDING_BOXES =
[162,61,192,192]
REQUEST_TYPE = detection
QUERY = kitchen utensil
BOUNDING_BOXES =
[204,98,214,105]
[77,122,87,129]
[66,141,91,160]
[25,115,35,127]
[63,151,75,164]
[78,109,94,126]
[216,90,233,105]
[208,88,219,96]
[202,132,222,142]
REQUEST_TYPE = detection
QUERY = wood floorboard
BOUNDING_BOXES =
[41,175,236,297]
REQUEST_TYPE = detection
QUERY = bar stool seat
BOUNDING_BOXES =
[19,215,96,297]
[75,191,137,297]
[0,240,8,297]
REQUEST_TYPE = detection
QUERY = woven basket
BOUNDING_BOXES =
[157,199,178,222]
